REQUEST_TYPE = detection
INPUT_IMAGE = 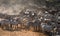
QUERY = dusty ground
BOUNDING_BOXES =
[0,28,48,36]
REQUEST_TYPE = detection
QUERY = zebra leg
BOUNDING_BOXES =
[26,25,30,31]
[37,25,39,31]
[35,26,37,32]
[9,24,14,31]
[0,23,1,27]
[15,24,18,30]
[12,25,15,31]
[8,24,11,30]
[5,24,9,30]
[1,24,7,30]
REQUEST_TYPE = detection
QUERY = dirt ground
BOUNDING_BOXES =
[0,28,48,36]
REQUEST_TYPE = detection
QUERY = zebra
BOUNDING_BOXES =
[0,19,10,30]
[26,19,41,32]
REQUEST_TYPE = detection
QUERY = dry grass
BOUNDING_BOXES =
[0,28,48,36]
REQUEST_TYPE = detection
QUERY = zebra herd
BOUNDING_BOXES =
[0,8,60,36]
